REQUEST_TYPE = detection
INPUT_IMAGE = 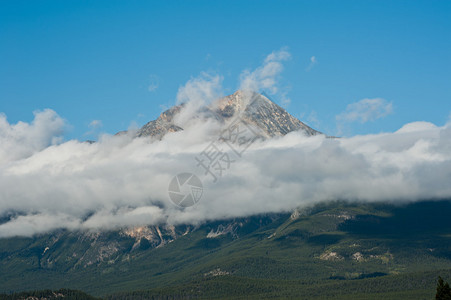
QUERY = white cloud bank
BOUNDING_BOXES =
[1,50,450,237]
[0,109,64,164]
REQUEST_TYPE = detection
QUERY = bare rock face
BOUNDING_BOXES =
[214,90,320,137]
[135,90,320,139]
[121,224,189,250]
[135,105,184,139]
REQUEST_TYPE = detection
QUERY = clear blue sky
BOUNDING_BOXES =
[1,0,450,139]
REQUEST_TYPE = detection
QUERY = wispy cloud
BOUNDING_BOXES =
[84,119,103,138]
[306,111,320,129]
[306,56,317,71]
[239,48,291,95]
[148,74,159,92]
[280,92,291,106]
[89,120,102,129]
[337,98,393,124]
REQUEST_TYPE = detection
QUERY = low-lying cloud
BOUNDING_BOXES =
[1,50,450,238]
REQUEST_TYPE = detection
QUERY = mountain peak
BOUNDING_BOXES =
[213,90,279,119]
[136,91,321,139]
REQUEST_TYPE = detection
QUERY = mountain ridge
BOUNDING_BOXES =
[135,90,321,139]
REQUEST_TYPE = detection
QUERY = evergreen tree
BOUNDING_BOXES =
[436,276,451,300]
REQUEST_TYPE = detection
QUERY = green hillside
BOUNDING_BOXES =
[1,200,451,299]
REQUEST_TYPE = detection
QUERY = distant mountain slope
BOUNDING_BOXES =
[136,90,320,139]
[1,200,451,298]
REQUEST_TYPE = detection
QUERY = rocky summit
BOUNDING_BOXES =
[135,90,321,139]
